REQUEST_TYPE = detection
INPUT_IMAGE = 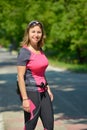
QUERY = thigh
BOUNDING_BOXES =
[40,91,54,130]
[24,91,40,130]
[24,111,39,130]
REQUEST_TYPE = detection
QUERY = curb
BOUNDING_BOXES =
[0,114,5,130]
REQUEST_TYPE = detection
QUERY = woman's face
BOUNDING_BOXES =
[29,25,42,45]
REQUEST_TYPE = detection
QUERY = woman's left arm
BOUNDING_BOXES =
[47,85,54,101]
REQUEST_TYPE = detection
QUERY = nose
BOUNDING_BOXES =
[35,32,39,36]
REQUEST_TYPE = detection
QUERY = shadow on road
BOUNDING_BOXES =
[0,72,22,112]
[0,58,17,67]
[46,70,87,124]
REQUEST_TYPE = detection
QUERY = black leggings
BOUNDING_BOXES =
[24,91,54,130]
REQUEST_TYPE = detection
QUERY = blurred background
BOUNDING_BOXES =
[0,0,87,71]
[0,1,87,129]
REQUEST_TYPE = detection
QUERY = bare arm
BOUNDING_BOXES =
[17,66,28,99]
[17,66,30,112]
[47,85,54,101]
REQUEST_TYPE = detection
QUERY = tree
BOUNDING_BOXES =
[0,0,87,63]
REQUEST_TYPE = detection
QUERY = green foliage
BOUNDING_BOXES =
[0,0,87,64]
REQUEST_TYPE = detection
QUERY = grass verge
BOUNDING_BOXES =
[48,58,87,73]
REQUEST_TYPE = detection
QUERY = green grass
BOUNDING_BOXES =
[48,58,87,73]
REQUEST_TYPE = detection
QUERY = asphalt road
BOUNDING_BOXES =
[0,48,87,130]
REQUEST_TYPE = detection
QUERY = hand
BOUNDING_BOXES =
[22,99,30,112]
[47,85,54,101]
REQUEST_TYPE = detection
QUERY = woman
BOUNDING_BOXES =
[17,20,54,130]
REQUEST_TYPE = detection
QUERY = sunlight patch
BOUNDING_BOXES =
[0,80,6,84]
[62,88,75,92]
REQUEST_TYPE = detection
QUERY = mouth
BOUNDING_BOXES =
[33,37,40,42]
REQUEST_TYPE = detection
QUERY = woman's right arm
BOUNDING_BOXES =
[17,66,30,112]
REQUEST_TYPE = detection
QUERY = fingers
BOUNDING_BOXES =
[50,94,54,101]
[22,100,30,112]
[23,106,30,112]
[48,91,54,101]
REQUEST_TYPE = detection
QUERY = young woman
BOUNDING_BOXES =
[17,20,54,130]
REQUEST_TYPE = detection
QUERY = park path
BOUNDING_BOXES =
[0,47,87,130]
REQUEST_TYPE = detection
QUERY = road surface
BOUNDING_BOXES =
[0,48,87,130]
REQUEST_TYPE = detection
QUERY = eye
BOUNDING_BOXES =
[37,31,42,34]
[32,30,35,33]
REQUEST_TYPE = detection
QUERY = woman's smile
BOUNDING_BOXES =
[29,26,42,44]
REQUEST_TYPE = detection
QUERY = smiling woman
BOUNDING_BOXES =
[28,25,42,52]
[17,20,54,130]
[21,21,44,48]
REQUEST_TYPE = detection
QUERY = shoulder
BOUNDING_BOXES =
[17,47,31,65]
[18,47,31,57]
[20,47,31,54]
[17,47,31,60]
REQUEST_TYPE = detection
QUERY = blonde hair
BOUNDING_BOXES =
[20,21,45,48]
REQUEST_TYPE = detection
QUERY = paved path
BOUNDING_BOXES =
[0,48,87,130]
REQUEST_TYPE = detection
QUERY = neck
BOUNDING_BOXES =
[30,44,40,50]
[28,44,41,54]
